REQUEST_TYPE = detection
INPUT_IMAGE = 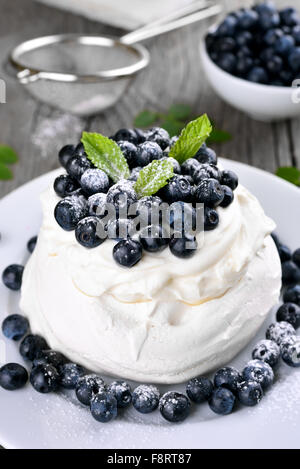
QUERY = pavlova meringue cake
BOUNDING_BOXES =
[20,118,282,384]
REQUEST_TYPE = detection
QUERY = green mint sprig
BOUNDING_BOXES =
[134,159,174,198]
[0,145,19,180]
[81,132,130,183]
[276,166,300,186]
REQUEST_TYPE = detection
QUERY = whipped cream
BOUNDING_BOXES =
[20,171,281,383]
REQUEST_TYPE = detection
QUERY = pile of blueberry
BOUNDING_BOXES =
[53,126,238,267]
[0,231,299,422]
[206,2,300,86]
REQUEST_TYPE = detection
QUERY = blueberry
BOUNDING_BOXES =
[280,336,300,367]
[59,363,85,389]
[275,35,295,55]
[292,247,300,267]
[217,53,237,73]
[33,350,67,369]
[282,261,300,285]
[132,384,160,414]
[128,166,142,182]
[260,47,276,62]
[134,128,147,144]
[107,218,135,241]
[194,179,224,208]
[2,264,24,291]
[161,156,181,174]
[293,26,300,45]
[279,68,294,85]
[54,195,87,231]
[186,377,213,403]
[73,142,86,157]
[159,392,190,423]
[66,154,92,181]
[237,380,263,407]
[169,233,197,258]
[118,141,138,169]
[54,174,79,198]
[252,339,280,367]
[256,3,280,30]
[158,175,192,203]
[215,36,236,53]
[58,144,75,169]
[75,374,105,406]
[2,314,29,341]
[214,366,242,393]
[236,31,253,47]
[136,142,163,167]
[0,363,28,390]
[217,15,237,36]
[106,180,137,215]
[181,158,201,178]
[278,244,292,263]
[243,359,274,390]
[90,392,118,423]
[204,207,219,231]
[140,225,169,252]
[280,7,300,27]
[283,284,300,306]
[264,28,283,46]
[266,55,283,74]
[219,185,234,208]
[147,127,170,150]
[30,364,60,393]
[87,193,107,218]
[27,236,38,254]
[220,170,239,190]
[276,303,300,329]
[236,56,254,75]
[170,201,198,235]
[136,196,162,226]
[266,321,296,345]
[247,66,269,84]
[114,128,137,144]
[75,216,106,248]
[19,334,48,361]
[113,238,142,267]
[107,380,132,408]
[209,387,236,415]
[193,164,220,185]
[237,8,259,30]
[288,47,300,71]
[195,144,217,165]
[80,169,109,196]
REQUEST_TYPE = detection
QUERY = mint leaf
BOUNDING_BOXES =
[160,117,184,137]
[0,145,18,164]
[169,114,212,164]
[0,163,13,180]
[167,104,192,121]
[276,166,300,186]
[207,129,232,144]
[81,132,130,183]
[134,159,174,198]
[134,110,159,128]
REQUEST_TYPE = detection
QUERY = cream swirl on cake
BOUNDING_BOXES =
[20,170,281,383]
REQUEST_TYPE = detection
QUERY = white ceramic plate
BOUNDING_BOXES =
[0,159,300,450]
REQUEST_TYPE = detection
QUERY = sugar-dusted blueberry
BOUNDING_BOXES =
[282,260,300,285]
[140,225,169,253]
[209,387,236,415]
[237,8,258,30]
[217,14,237,37]
[292,247,300,267]
[242,359,274,390]
[75,216,106,248]
[2,264,24,291]
[193,164,220,185]
[54,174,79,198]
[128,166,142,182]
[247,66,269,84]
[237,380,263,407]
[66,154,92,181]
[27,235,38,254]
[158,175,192,203]
[214,366,242,393]
[19,334,48,361]
[80,169,109,196]
[136,195,162,226]
[161,156,181,174]
[107,380,132,408]
[106,180,137,214]
[170,201,198,235]
[54,195,87,231]
[194,144,217,165]
[136,141,163,167]
[90,391,118,422]
[217,53,237,74]
[58,144,76,169]
[220,170,239,190]
[280,336,300,367]
[169,233,197,259]
[194,179,224,208]
[283,284,300,306]
[87,193,107,218]
[76,374,105,406]
[117,141,137,169]
[252,339,280,367]
[159,392,190,423]
[186,376,213,404]
[33,350,67,369]
[113,238,142,268]
[114,128,137,144]
[2,314,29,341]
[132,384,160,414]
[0,363,28,391]
[181,158,201,178]
[276,303,300,329]
[30,364,60,394]
[147,127,170,150]
[219,185,234,208]
[204,206,219,231]
[107,218,135,241]
[59,363,85,390]
[266,321,296,345]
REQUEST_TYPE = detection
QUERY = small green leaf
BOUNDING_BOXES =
[167,103,192,121]
[169,114,212,164]
[0,145,18,164]
[160,118,184,137]
[207,129,232,144]
[81,132,130,183]
[134,110,159,128]
[276,166,300,186]
[134,159,174,198]
[0,163,13,180]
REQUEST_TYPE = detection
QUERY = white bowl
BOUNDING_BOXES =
[200,31,300,122]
